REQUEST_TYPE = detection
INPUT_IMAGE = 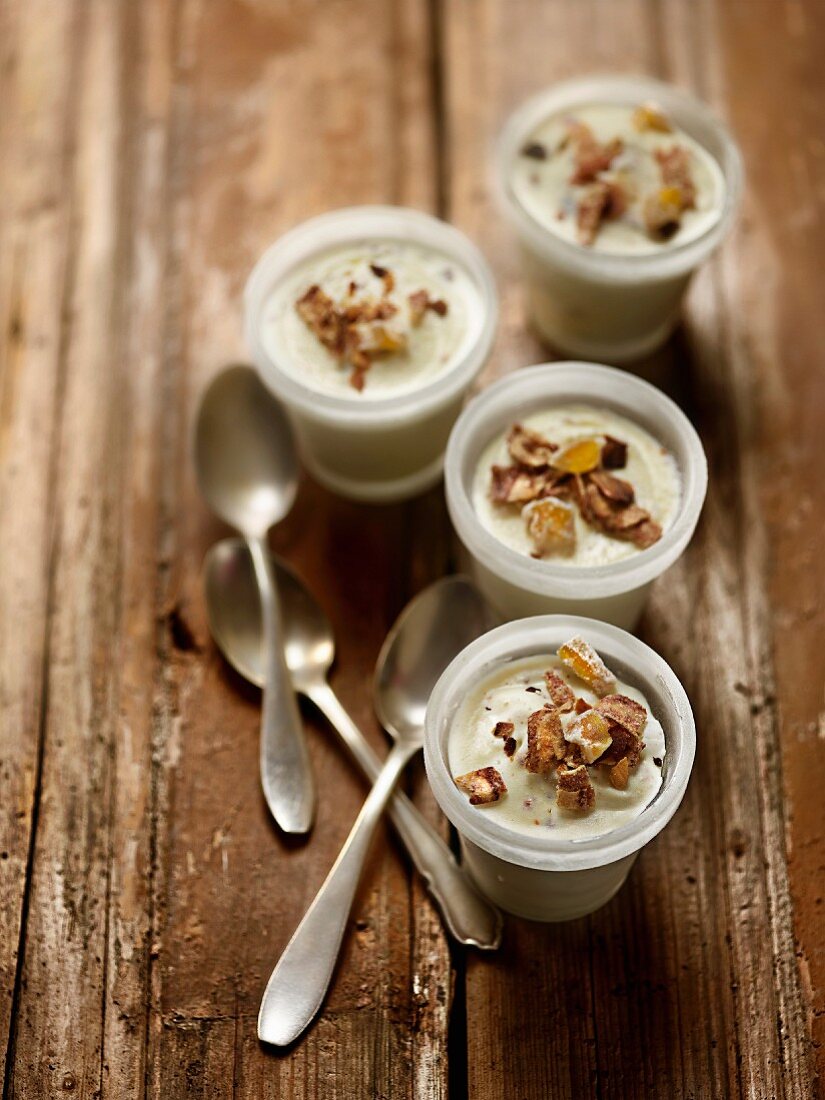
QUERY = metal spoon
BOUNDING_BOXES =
[257,576,497,1046]
[204,538,502,950]
[195,365,314,835]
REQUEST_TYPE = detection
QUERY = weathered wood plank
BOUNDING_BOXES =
[443,0,819,1096]
[143,1,451,1097]
[0,0,80,1085]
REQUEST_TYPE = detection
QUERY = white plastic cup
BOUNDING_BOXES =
[496,75,743,363]
[244,207,498,504]
[444,362,708,630]
[424,614,695,921]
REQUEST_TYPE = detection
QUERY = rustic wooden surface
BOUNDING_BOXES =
[0,0,822,1097]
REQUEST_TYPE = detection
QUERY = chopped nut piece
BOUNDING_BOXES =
[595,694,648,737]
[568,121,624,184]
[493,720,515,739]
[296,284,347,356]
[408,289,448,326]
[629,519,663,549]
[632,102,673,133]
[544,669,576,712]
[565,710,613,764]
[369,263,395,294]
[490,465,545,505]
[600,435,628,469]
[582,482,662,548]
[589,470,635,504]
[558,637,617,696]
[598,724,643,769]
[525,707,566,773]
[556,765,596,811]
[521,141,547,160]
[551,437,602,474]
[610,757,630,790]
[455,767,507,805]
[575,697,592,714]
[524,496,577,557]
[576,181,611,246]
[508,423,557,467]
[655,145,696,208]
[503,736,517,758]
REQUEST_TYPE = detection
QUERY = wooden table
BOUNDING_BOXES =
[1,1,822,1096]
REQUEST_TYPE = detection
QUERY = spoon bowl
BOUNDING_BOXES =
[195,365,298,538]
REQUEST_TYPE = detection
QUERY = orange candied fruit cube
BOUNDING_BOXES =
[550,438,601,475]
[557,636,617,697]
[565,710,613,764]
[632,102,673,133]
[524,496,576,556]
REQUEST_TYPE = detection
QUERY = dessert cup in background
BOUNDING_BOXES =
[245,206,498,504]
[496,75,743,363]
[444,362,707,629]
[424,615,695,921]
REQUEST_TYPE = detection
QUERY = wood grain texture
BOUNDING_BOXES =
[442,0,822,1096]
[0,0,821,1097]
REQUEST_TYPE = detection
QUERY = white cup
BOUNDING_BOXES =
[244,207,498,504]
[496,75,743,363]
[424,614,696,921]
[444,362,708,630]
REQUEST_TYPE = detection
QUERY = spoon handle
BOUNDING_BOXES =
[258,741,415,1046]
[247,535,315,834]
[306,682,502,950]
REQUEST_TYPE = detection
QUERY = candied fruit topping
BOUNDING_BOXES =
[455,767,507,806]
[523,496,577,557]
[551,438,601,474]
[557,636,617,697]
[632,102,673,133]
[565,710,613,764]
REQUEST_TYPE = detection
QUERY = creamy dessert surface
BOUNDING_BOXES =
[259,240,481,397]
[472,404,680,567]
[511,102,725,254]
[450,645,665,840]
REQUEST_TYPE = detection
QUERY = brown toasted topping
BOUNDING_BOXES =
[655,145,697,209]
[493,720,515,739]
[503,736,517,758]
[408,289,448,326]
[564,710,613,764]
[544,670,576,712]
[576,182,611,246]
[610,757,630,790]
[296,266,448,390]
[508,423,557,467]
[490,465,543,505]
[524,496,577,558]
[643,187,684,240]
[568,121,624,184]
[589,470,635,504]
[595,694,649,738]
[629,519,663,549]
[525,707,566,774]
[556,764,596,811]
[558,637,617,697]
[632,102,673,134]
[455,767,508,805]
[575,697,592,714]
[521,141,547,160]
[597,723,644,769]
[601,435,628,469]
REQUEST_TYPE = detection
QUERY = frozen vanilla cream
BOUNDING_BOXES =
[258,240,483,398]
[449,642,665,841]
[472,403,680,567]
[511,102,725,254]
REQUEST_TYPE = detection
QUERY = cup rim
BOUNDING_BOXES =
[444,361,708,599]
[423,614,696,871]
[495,74,744,282]
[243,205,499,427]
